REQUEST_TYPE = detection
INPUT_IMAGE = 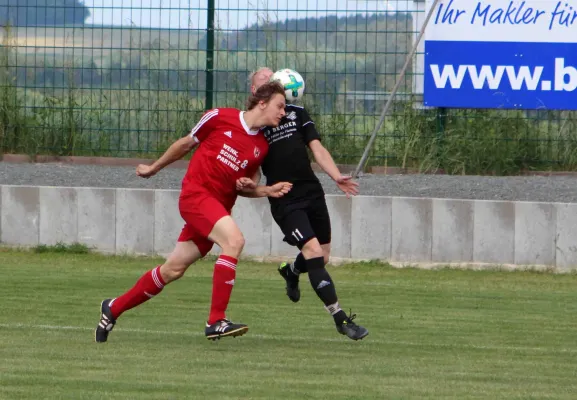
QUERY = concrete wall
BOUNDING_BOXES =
[1,184,576,271]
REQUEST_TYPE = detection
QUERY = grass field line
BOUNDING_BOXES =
[2,322,576,355]
[0,322,350,343]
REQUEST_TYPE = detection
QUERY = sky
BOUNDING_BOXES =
[83,0,410,30]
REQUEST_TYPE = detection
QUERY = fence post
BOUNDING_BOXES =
[205,0,215,110]
[436,106,446,149]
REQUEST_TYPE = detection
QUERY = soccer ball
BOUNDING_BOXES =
[271,68,305,102]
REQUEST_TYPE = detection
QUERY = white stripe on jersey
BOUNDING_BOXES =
[302,121,314,126]
[188,109,219,142]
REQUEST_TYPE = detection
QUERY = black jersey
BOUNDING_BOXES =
[260,104,325,208]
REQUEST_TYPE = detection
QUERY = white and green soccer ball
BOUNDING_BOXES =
[271,68,305,102]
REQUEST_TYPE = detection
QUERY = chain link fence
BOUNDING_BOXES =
[1,1,576,174]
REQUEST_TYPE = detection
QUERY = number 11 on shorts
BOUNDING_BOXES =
[292,228,303,241]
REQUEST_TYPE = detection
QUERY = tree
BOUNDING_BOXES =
[0,0,90,26]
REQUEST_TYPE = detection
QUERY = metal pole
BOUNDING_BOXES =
[353,0,441,178]
[436,106,447,159]
[205,0,215,110]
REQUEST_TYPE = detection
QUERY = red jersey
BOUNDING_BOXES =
[181,108,269,210]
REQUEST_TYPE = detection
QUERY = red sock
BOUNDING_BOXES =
[110,266,166,319]
[208,255,237,324]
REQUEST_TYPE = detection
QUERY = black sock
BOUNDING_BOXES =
[306,257,347,325]
[292,252,307,274]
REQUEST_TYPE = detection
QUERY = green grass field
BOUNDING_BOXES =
[1,249,577,399]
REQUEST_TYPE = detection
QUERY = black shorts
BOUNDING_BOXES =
[272,197,331,249]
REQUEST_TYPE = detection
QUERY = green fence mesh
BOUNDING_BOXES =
[1,1,576,174]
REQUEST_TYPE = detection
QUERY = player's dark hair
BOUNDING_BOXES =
[246,81,285,110]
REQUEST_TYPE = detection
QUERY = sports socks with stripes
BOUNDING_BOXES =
[110,265,165,319]
[291,252,307,274]
[208,255,238,325]
[305,256,347,325]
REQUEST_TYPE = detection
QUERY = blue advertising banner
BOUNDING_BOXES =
[423,0,577,110]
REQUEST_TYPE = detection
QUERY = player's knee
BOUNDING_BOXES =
[160,263,188,283]
[221,233,245,256]
[301,239,323,260]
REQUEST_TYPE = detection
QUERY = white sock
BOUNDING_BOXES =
[324,302,342,316]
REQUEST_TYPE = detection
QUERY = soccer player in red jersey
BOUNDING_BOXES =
[95,81,291,342]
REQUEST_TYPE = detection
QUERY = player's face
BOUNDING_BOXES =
[251,69,274,93]
[262,93,286,127]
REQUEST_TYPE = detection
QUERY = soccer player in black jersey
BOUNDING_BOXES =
[238,67,368,341]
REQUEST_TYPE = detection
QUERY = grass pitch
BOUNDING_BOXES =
[1,249,577,399]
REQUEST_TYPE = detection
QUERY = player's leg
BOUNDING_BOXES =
[320,243,331,266]
[110,240,205,317]
[202,206,249,340]
[304,198,369,341]
[278,206,331,278]
[95,238,204,343]
[282,234,330,278]
[281,250,307,276]
[206,214,244,325]
[275,202,327,300]
[275,209,312,303]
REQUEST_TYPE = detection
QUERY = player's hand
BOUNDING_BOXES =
[136,164,157,178]
[267,182,293,198]
[335,175,359,198]
[236,177,257,191]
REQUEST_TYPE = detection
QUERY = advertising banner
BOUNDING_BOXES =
[423,0,577,110]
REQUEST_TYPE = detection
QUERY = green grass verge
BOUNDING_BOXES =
[1,249,577,399]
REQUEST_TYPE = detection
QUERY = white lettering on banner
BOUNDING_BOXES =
[555,58,577,91]
[428,58,577,92]
[426,0,577,43]
[424,0,577,109]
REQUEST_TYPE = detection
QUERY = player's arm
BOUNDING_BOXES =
[241,182,292,198]
[308,139,341,182]
[252,168,262,186]
[136,109,219,178]
[237,169,292,198]
[136,136,197,178]
[299,108,346,182]
[236,169,260,197]
[309,139,359,197]
[300,106,360,197]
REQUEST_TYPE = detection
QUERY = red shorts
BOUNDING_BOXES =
[177,192,231,257]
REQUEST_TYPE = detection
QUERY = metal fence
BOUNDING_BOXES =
[1,1,576,174]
